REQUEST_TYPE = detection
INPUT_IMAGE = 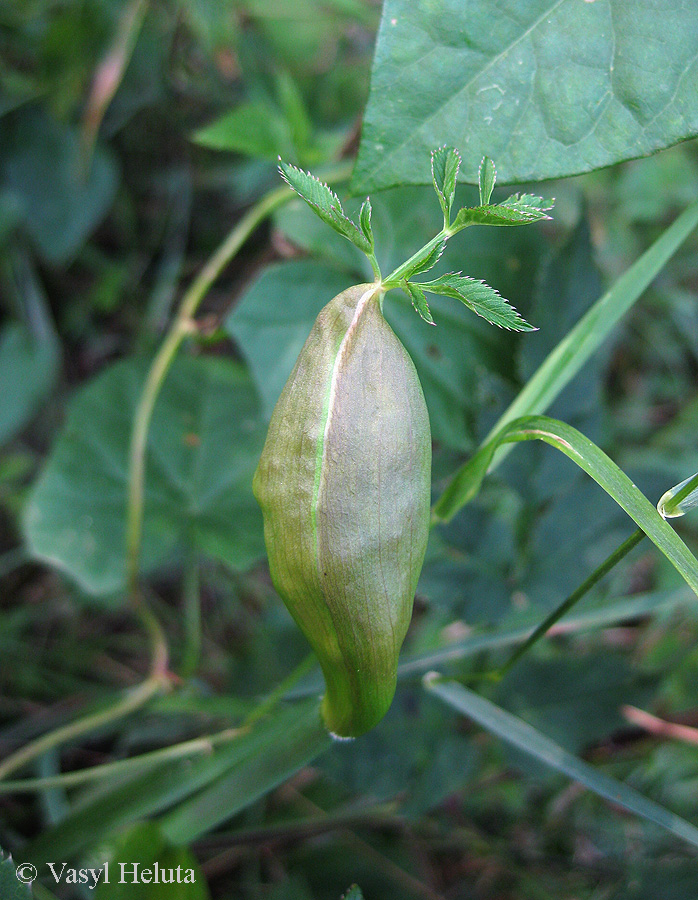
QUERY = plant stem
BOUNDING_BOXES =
[382,232,447,288]
[243,652,317,728]
[124,160,353,600]
[0,674,167,782]
[0,726,242,793]
[0,654,317,792]
[495,527,646,679]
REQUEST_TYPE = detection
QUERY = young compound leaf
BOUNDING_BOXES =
[431,146,461,222]
[279,160,372,253]
[359,197,374,250]
[478,156,496,205]
[415,272,536,331]
[452,193,554,229]
[402,280,434,325]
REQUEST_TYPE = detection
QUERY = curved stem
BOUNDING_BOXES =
[0,726,242,793]
[125,160,353,598]
[495,527,646,679]
[0,673,167,782]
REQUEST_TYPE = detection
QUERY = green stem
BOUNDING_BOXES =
[494,528,646,679]
[180,553,201,678]
[0,655,318,793]
[125,160,353,600]
[0,726,242,794]
[0,673,167,782]
[243,652,317,728]
[382,232,447,288]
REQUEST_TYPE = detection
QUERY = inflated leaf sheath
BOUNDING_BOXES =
[253,284,431,737]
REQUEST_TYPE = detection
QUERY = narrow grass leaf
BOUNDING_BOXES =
[22,699,328,865]
[433,416,698,603]
[442,198,698,490]
[424,676,698,850]
[160,702,330,843]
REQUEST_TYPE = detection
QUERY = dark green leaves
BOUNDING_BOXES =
[24,355,267,596]
[353,0,698,191]
[0,848,33,900]
[278,161,372,254]
[425,676,698,851]
[95,822,209,900]
[414,273,536,332]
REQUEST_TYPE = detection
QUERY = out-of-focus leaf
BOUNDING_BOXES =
[320,687,477,817]
[354,0,698,190]
[226,261,351,420]
[425,677,698,850]
[160,699,330,843]
[194,101,296,161]
[0,846,33,900]
[438,198,698,491]
[94,822,209,899]
[24,355,266,597]
[0,323,59,447]
[23,699,329,866]
[433,415,698,603]
[0,107,117,263]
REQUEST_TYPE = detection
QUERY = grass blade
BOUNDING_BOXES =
[22,699,328,866]
[437,199,698,511]
[433,416,698,599]
[424,676,698,850]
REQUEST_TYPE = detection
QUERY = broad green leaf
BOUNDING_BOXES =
[439,197,698,490]
[402,281,433,325]
[0,847,33,900]
[193,101,296,161]
[95,822,209,900]
[478,156,496,206]
[278,161,371,253]
[226,261,351,420]
[433,416,698,603]
[0,323,59,447]
[320,686,477,816]
[424,677,698,850]
[23,355,266,597]
[353,0,698,190]
[23,699,329,866]
[0,106,117,263]
[430,146,460,220]
[416,273,535,331]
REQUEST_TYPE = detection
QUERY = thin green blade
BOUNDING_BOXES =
[425,676,698,850]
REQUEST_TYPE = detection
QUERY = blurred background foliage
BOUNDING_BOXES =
[2,1,698,899]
